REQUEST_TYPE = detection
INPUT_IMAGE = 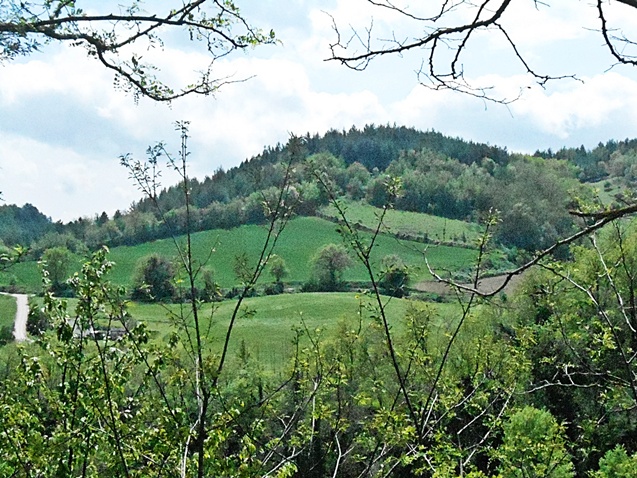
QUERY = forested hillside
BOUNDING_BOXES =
[2,125,634,259]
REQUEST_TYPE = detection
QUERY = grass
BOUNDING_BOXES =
[0,294,16,331]
[133,293,462,370]
[0,216,478,293]
[320,200,482,244]
[589,178,630,207]
[37,292,460,372]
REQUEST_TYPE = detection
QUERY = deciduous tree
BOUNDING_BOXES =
[131,253,176,302]
[310,243,352,291]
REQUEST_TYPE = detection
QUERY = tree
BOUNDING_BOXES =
[310,243,353,291]
[41,246,72,292]
[201,268,221,302]
[131,253,176,302]
[329,1,637,103]
[379,254,409,297]
[495,406,574,478]
[593,446,637,478]
[269,254,289,284]
[0,1,276,102]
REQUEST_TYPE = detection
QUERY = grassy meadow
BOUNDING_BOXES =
[320,201,482,244]
[0,294,16,331]
[0,216,478,293]
[36,292,460,371]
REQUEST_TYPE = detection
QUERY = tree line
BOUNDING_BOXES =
[3,125,636,262]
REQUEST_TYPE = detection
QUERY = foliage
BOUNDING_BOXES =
[131,253,176,302]
[0,216,478,292]
[26,302,49,336]
[379,254,410,297]
[309,243,353,291]
[0,203,52,246]
[268,254,289,284]
[0,325,12,345]
[41,246,72,285]
[201,268,221,302]
[495,406,574,478]
[0,1,276,102]
[592,446,637,478]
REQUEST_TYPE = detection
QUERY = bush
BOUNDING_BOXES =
[0,325,13,345]
[378,254,409,297]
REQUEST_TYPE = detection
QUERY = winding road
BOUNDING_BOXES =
[1,293,28,342]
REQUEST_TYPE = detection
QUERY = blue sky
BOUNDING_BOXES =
[2,0,637,221]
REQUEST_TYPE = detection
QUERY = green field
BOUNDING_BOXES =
[0,216,477,293]
[320,201,482,244]
[57,292,459,371]
[0,294,16,331]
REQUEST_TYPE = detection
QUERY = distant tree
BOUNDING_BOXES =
[310,243,352,291]
[269,255,289,284]
[344,162,371,200]
[379,254,409,297]
[41,246,72,293]
[96,211,109,226]
[201,268,221,302]
[132,254,176,302]
[26,303,50,336]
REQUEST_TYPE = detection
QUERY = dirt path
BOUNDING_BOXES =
[1,293,28,342]
[414,272,527,296]
[12,294,28,341]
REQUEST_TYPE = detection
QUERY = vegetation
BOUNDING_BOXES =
[3,128,637,475]
[5,2,637,475]
[0,294,16,344]
[0,1,276,102]
[320,200,481,245]
[131,254,176,302]
[307,243,353,291]
[0,216,479,293]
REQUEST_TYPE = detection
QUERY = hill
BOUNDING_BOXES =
[0,216,479,294]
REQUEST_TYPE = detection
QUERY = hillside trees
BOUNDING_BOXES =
[0,203,52,246]
[0,1,276,102]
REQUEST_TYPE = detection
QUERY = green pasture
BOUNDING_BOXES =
[320,201,482,244]
[588,178,627,207]
[0,216,477,293]
[107,292,461,370]
[0,294,16,331]
[29,292,460,371]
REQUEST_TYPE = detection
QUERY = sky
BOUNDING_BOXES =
[2,0,637,222]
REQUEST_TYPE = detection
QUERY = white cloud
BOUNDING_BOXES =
[3,0,637,222]
[0,132,139,221]
[510,72,637,138]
